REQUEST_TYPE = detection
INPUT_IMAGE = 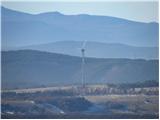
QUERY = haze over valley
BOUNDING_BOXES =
[1,3,159,119]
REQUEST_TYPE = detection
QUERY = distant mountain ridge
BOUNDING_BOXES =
[2,6,158,49]
[2,50,158,89]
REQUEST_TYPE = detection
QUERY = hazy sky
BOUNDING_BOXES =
[1,0,159,22]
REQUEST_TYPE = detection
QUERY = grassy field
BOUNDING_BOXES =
[85,94,158,103]
[85,94,159,115]
[2,85,159,119]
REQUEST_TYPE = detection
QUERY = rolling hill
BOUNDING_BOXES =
[2,50,158,89]
[8,41,158,59]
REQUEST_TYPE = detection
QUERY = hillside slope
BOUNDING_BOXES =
[2,50,158,89]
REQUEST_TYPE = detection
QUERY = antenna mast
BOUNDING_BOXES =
[80,41,87,96]
[81,48,85,89]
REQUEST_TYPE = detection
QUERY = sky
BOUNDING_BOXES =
[1,0,159,23]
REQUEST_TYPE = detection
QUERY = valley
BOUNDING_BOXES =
[1,2,159,119]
